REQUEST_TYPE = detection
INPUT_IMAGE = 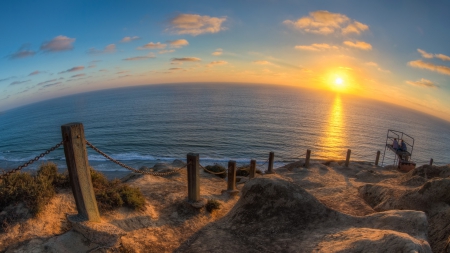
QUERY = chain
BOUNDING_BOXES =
[0,140,64,180]
[199,163,227,175]
[85,140,186,176]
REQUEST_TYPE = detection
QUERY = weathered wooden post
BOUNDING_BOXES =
[430,158,433,166]
[249,159,256,179]
[61,123,100,222]
[186,153,200,202]
[305,149,311,168]
[375,150,381,166]
[225,160,239,195]
[345,149,351,167]
[267,151,275,174]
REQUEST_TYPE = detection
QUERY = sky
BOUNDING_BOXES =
[1,0,450,121]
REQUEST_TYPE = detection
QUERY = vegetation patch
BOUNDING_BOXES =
[205,199,221,213]
[204,164,226,178]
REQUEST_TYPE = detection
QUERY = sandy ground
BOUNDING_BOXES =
[1,159,449,252]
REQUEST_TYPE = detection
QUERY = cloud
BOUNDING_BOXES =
[435,54,450,61]
[253,60,272,65]
[406,78,438,88]
[71,74,86,78]
[40,35,75,52]
[159,49,175,54]
[42,82,63,88]
[168,14,227,36]
[87,44,116,54]
[10,80,30,86]
[59,66,85,74]
[365,62,391,73]
[120,36,140,43]
[137,42,166,50]
[408,59,450,76]
[88,65,96,68]
[212,48,223,56]
[116,71,130,74]
[417,49,434,59]
[171,57,201,62]
[169,68,184,71]
[283,10,368,35]
[167,39,189,48]
[37,79,57,86]
[294,43,338,51]
[8,44,36,59]
[0,77,11,82]
[99,69,108,72]
[343,40,372,50]
[28,70,41,76]
[207,60,228,67]
[123,53,156,61]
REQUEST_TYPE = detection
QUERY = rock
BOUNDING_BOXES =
[68,215,126,247]
[175,176,431,253]
[172,159,186,168]
[153,163,171,171]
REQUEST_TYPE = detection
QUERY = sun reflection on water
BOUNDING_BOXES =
[318,95,347,159]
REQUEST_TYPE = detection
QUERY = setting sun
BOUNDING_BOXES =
[335,77,343,86]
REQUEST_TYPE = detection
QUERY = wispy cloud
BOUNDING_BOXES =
[343,40,372,50]
[37,79,58,85]
[207,60,228,67]
[365,62,390,73]
[28,70,41,76]
[41,82,63,88]
[294,43,338,51]
[137,42,166,50]
[417,49,450,61]
[212,48,223,56]
[123,53,156,61]
[71,74,86,78]
[40,35,75,52]
[8,44,36,59]
[171,57,201,62]
[283,10,368,35]
[120,36,140,43]
[253,60,273,65]
[159,49,175,54]
[167,39,189,48]
[169,68,184,71]
[406,78,438,88]
[87,44,116,54]
[10,80,30,86]
[59,66,85,74]
[168,14,227,36]
[408,60,450,76]
[0,77,11,82]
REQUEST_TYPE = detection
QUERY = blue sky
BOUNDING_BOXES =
[1,0,450,121]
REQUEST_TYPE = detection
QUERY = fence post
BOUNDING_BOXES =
[430,158,433,166]
[305,149,311,168]
[61,123,101,222]
[345,149,351,167]
[187,153,200,202]
[249,159,256,179]
[375,151,381,166]
[226,160,238,195]
[267,152,275,174]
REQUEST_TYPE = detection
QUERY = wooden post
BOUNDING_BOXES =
[375,151,381,166]
[430,158,433,166]
[305,149,311,168]
[267,152,275,174]
[249,159,256,179]
[227,160,237,191]
[187,153,200,202]
[345,149,351,167]
[61,123,100,222]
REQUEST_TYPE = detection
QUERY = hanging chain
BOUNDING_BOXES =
[85,140,186,176]
[0,140,64,180]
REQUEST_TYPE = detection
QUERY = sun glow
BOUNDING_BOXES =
[335,77,343,86]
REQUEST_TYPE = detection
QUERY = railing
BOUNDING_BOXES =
[0,122,445,223]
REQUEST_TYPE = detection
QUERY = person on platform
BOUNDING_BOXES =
[393,138,399,150]
[400,139,407,152]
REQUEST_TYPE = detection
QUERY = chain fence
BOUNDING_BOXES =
[0,140,64,180]
[85,140,187,176]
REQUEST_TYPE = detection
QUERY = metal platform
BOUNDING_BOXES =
[381,130,415,169]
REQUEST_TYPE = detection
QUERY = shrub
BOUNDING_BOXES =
[204,164,226,178]
[205,199,221,213]
[90,169,145,212]
[236,166,250,177]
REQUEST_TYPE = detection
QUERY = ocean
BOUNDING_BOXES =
[1,83,449,173]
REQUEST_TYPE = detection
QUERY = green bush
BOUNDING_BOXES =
[204,164,226,178]
[205,199,221,213]
[90,170,145,212]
